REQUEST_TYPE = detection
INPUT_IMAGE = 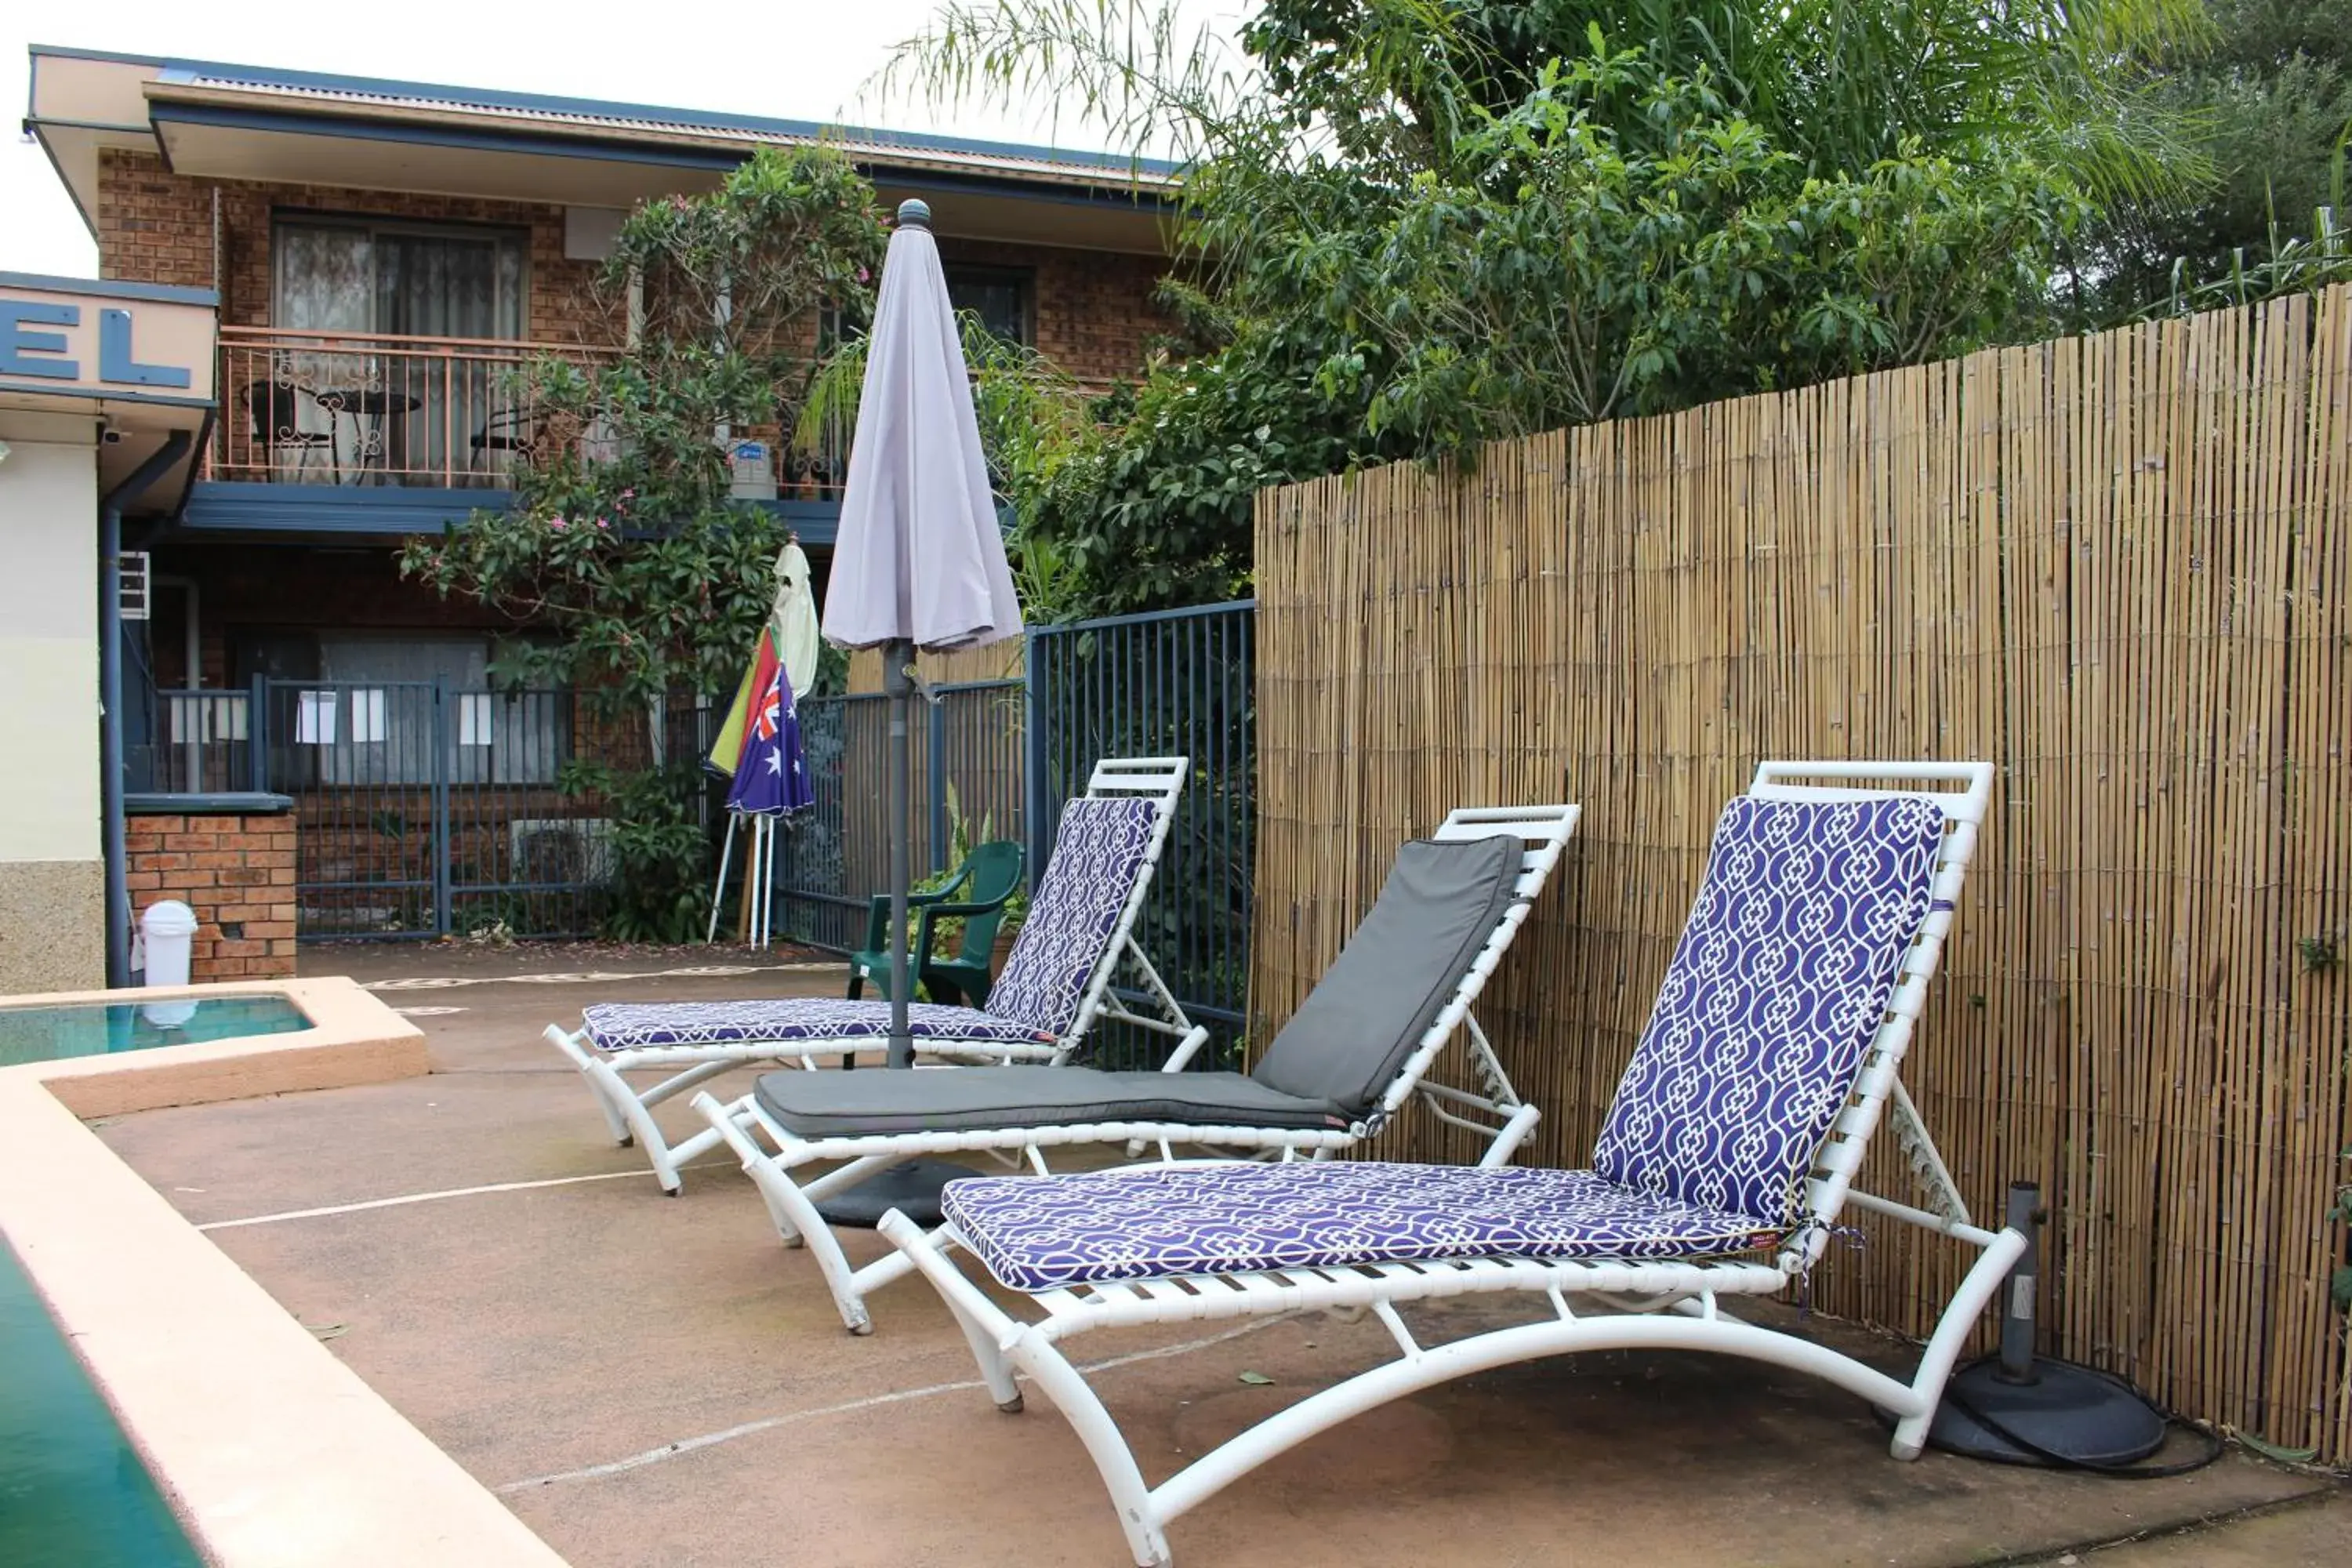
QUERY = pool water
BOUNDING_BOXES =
[0,995,309,1069]
[0,1241,205,1566]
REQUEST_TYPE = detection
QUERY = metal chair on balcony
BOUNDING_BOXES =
[469,406,548,484]
[245,383,336,479]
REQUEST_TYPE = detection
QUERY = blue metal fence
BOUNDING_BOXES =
[773,679,1027,952]
[772,601,1256,1067]
[1025,601,1255,1065]
[147,681,606,939]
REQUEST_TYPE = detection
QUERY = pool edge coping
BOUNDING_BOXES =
[0,976,572,1567]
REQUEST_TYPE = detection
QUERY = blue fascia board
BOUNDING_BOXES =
[183,481,514,535]
[28,44,169,68]
[0,270,217,307]
[182,480,839,543]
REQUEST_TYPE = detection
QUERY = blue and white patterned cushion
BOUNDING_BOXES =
[982,796,1162,1038]
[1590,794,1945,1228]
[582,997,1054,1053]
[942,1162,1781,1294]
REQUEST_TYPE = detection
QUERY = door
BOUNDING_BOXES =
[274,220,527,483]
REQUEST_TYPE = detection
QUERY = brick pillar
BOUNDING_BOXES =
[123,811,299,981]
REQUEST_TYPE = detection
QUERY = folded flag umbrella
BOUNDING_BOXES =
[705,627,781,782]
[725,659,815,817]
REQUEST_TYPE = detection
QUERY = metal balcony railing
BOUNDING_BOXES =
[209,326,855,496]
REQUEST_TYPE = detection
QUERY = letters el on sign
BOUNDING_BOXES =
[0,300,193,390]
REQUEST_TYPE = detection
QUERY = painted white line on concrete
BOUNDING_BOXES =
[361,963,833,993]
[195,1164,729,1230]
[496,1316,1294,1493]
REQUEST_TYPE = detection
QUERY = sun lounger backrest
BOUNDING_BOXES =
[1250,834,1523,1116]
[985,796,1164,1037]
[1590,794,1946,1229]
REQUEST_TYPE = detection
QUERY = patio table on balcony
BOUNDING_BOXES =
[308,387,423,484]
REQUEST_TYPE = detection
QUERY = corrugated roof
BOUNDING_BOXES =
[150,64,1183,191]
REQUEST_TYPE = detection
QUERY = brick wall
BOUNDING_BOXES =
[99,150,615,345]
[936,238,1171,387]
[148,540,524,690]
[125,812,299,981]
[96,151,1170,382]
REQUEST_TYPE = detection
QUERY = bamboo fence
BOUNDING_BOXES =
[1250,285,2352,1461]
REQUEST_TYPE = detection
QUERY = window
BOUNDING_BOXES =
[942,264,1033,348]
[233,632,568,787]
[274,218,527,341]
[271,217,530,483]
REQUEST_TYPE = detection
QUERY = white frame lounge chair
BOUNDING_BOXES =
[880,760,2016,1567]
[693,803,1580,1334]
[546,757,1202,1193]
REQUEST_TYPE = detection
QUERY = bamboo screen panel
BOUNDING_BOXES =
[1250,285,2352,1458]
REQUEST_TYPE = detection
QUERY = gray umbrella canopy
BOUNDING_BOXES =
[822,200,1023,655]
[821,201,1024,1111]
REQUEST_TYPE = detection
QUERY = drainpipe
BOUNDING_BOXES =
[100,430,193,987]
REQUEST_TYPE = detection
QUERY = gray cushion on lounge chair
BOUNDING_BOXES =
[1247,833,1522,1116]
[754,1065,1347,1138]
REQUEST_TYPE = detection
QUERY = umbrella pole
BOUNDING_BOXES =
[885,639,915,1069]
[706,811,737,946]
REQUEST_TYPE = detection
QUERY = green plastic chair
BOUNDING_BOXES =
[847,839,1026,1010]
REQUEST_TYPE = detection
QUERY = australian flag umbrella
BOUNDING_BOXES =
[724,655,815,818]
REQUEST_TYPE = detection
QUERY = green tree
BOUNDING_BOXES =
[401,146,888,939]
[884,0,2194,616]
[2077,0,2352,318]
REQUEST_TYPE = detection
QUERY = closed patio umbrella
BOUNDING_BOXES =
[771,538,821,710]
[818,199,1022,1221]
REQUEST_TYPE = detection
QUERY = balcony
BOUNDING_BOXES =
[210,325,626,488]
[194,326,848,539]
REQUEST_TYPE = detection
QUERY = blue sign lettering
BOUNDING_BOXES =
[0,301,79,380]
[99,308,194,390]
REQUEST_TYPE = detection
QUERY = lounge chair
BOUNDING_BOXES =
[546,757,1200,1193]
[880,761,2013,1567]
[692,803,1581,1333]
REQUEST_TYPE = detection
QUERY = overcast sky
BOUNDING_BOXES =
[5,1,1242,278]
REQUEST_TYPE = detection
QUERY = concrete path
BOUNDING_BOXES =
[89,947,2345,1568]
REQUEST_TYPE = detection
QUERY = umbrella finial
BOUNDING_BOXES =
[895,198,933,230]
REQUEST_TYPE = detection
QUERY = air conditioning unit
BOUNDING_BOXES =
[119,550,151,621]
[508,818,616,887]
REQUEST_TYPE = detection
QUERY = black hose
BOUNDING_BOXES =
[1939,1356,2225,1479]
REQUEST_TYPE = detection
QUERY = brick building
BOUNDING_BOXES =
[24,44,1181,948]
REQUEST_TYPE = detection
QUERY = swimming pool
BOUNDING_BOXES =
[0,1240,204,1566]
[0,994,310,1069]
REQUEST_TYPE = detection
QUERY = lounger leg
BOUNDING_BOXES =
[881,1214,1171,1567]
[1479,1103,1544,1168]
[545,1025,633,1145]
[877,1218,1022,1410]
[692,1093,884,1334]
[547,1025,691,1193]
[1888,1223,2031,1460]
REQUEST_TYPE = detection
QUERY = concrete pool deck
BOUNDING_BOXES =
[0,975,564,1566]
[50,950,2352,1566]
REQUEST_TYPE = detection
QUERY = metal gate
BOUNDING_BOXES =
[227,679,603,939]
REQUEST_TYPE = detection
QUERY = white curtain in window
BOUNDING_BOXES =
[276,223,527,483]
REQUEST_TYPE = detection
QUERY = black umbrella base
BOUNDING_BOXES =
[811,1157,980,1230]
[1881,1358,2169,1467]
